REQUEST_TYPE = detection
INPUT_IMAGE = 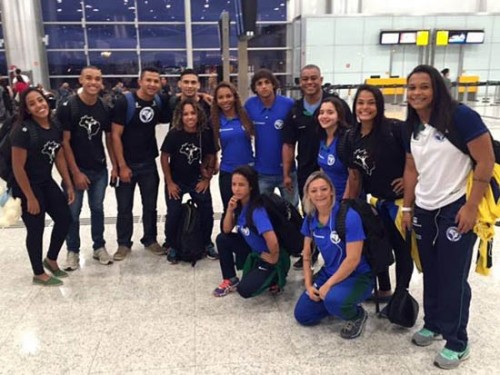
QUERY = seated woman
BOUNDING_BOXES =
[213,165,290,298]
[294,171,373,339]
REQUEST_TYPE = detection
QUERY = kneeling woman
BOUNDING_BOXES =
[213,165,289,298]
[294,171,373,339]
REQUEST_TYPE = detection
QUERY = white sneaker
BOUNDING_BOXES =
[65,251,80,271]
[93,247,113,265]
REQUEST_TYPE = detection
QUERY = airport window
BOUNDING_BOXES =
[84,0,136,22]
[44,25,85,49]
[87,25,138,49]
[140,51,187,74]
[139,25,186,49]
[137,0,184,21]
[88,51,139,75]
[41,0,83,22]
[47,51,87,76]
[248,24,287,48]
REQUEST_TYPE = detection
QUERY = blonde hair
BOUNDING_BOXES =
[302,171,336,216]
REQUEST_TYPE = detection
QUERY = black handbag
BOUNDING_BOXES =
[386,288,419,328]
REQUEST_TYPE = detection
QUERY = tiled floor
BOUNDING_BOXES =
[1,104,500,374]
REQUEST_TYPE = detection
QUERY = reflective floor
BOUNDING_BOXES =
[1,104,500,374]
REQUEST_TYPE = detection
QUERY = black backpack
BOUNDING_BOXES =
[249,193,304,256]
[175,199,205,266]
[386,288,419,328]
[0,117,39,187]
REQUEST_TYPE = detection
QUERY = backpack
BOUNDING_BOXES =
[124,92,162,125]
[386,288,419,328]
[249,193,304,256]
[175,199,205,266]
[0,118,39,187]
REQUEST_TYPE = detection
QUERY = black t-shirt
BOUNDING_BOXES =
[282,92,353,181]
[347,119,406,200]
[112,93,168,164]
[160,128,216,186]
[57,95,111,171]
[10,120,62,185]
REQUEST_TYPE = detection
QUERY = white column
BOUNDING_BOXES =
[185,0,193,68]
[1,0,50,87]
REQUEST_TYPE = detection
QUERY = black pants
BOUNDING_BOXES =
[216,232,276,299]
[14,179,71,276]
[218,171,232,230]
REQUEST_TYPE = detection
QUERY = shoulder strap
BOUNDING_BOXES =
[336,200,351,242]
[68,95,80,127]
[24,120,40,149]
[336,128,351,166]
[125,92,136,125]
[154,94,162,109]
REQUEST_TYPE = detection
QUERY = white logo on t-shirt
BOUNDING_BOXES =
[79,115,100,140]
[41,141,60,163]
[327,154,335,166]
[180,142,200,165]
[330,230,341,244]
[241,226,250,236]
[354,148,375,176]
[139,107,155,123]
[274,119,284,130]
[446,226,462,242]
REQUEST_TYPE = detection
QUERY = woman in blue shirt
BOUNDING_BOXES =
[317,97,349,200]
[294,171,373,339]
[210,82,254,214]
[213,165,288,298]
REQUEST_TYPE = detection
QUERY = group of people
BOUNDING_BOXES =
[5,62,493,370]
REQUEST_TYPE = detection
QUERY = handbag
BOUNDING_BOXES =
[386,288,419,328]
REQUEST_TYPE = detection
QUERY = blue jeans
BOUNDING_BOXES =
[66,167,108,253]
[258,171,299,208]
[164,182,214,250]
[115,161,160,248]
[413,196,476,352]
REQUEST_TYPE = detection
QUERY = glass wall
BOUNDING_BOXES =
[37,0,289,91]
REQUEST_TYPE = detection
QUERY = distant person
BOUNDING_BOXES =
[441,68,452,93]
[0,78,14,118]
[13,69,30,102]
[57,82,72,106]
[161,76,172,96]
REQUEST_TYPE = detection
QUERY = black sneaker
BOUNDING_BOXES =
[340,307,368,339]
[293,248,319,269]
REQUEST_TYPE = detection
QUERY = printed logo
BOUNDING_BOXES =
[353,148,375,176]
[274,119,284,130]
[139,107,155,123]
[179,142,200,165]
[327,154,335,166]
[79,115,100,140]
[41,141,60,163]
[434,132,446,142]
[446,226,462,242]
[240,226,250,236]
[330,230,341,244]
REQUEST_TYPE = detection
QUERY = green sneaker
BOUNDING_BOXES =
[33,276,63,287]
[434,346,470,369]
[43,258,69,278]
[412,328,442,347]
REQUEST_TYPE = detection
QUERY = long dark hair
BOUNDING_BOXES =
[231,165,261,226]
[171,97,207,132]
[406,64,456,135]
[16,87,52,127]
[316,96,348,141]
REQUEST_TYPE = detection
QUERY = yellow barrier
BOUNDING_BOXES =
[458,75,479,93]
[365,78,407,95]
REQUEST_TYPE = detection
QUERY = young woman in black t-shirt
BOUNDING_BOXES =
[346,84,414,310]
[161,98,216,263]
[10,88,74,286]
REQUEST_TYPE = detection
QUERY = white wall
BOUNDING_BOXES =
[362,0,479,14]
[297,13,500,97]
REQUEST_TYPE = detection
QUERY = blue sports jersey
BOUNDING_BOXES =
[244,95,294,175]
[219,115,254,173]
[237,204,274,254]
[301,205,370,276]
[317,137,348,200]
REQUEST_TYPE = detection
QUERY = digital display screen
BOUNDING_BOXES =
[380,32,400,45]
[399,32,417,44]
[448,31,467,44]
[466,31,485,44]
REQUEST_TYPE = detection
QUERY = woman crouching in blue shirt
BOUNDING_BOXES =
[294,171,373,339]
[213,165,289,297]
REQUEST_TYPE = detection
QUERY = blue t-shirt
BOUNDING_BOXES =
[244,95,294,175]
[301,205,370,276]
[237,204,274,254]
[317,137,348,200]
[219,114,254,173]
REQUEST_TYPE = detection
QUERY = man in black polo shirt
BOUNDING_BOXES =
[111,67,171,261]
[282,64,353,268]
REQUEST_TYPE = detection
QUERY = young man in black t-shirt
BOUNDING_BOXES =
[59,66,117,270]
[111,67,171,261]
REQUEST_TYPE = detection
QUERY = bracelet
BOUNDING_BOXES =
[401,207,412,212]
